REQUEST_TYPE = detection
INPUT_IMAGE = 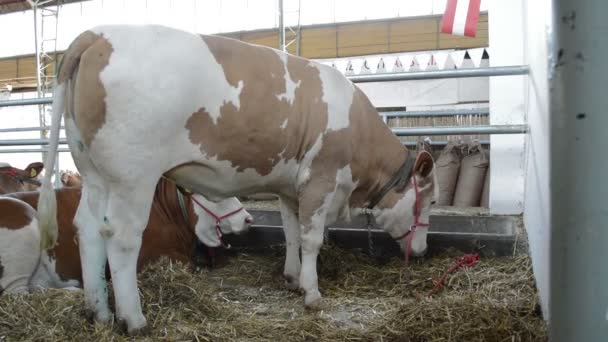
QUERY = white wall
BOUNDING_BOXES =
[522,0,553,319]
[488,0,526,215]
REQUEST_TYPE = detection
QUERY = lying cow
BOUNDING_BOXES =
[0,177,252,294]
[0,162,44,194]
[39,25,438,334]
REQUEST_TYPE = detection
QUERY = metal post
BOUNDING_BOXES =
[278,0,285,51]
[549,0,608,340]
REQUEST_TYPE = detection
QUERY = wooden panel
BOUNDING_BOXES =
[337,22,388,57]
[17,56,36,79]
[240,31,279,48]
[0,59,16,80]
[300,27,337,58]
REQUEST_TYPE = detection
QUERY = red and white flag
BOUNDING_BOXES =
[441,0,481,38]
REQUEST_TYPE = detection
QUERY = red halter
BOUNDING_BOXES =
[0,168,18,177]
[190,195,245,249]
[392,175,430,266]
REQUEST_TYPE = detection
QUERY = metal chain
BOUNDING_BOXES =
[366,213,375,257]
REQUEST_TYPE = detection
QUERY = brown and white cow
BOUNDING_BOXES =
[38,25,438,333]
[0,177,252,294]
[0,162,44,194]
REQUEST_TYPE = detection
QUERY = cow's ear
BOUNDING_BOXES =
[25,162,44,178]
[414,151,434,178]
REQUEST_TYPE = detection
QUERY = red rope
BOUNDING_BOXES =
[403,175,430,267]
[426,253,480,297]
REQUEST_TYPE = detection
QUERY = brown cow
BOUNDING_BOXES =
[0,162,44,194]
[0,177,253,294]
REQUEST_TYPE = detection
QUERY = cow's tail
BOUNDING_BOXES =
[37,81,65,250]
[38,31,100,250]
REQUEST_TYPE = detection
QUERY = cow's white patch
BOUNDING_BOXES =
[280,118,288,129]
[0,222,40,293]
[313,62,355,131]
[274,50,301,105]
[39,255,81,289]
[295,135,324,190]
[92,25,243,126]
[312,165,357,228]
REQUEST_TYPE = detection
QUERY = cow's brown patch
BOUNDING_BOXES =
[66,32,113,146]
[0,197,35,230]
[186,35,328,178]
[188,35,412,224]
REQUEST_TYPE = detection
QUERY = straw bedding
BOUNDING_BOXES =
[0,245,546,341]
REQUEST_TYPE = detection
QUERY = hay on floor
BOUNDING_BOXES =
[0,245,546,341]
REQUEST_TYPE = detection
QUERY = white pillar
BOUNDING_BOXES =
[549,0,608,339]
[488,0,526,215]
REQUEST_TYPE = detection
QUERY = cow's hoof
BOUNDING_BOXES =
[304,291,322,310]
[118,319,150,336]
[283,274,300,291]
[128,325,151,337]
[84,308,112,324]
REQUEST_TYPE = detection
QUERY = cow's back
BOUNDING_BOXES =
[67,25,373,198]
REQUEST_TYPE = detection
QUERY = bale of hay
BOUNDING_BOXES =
[453,141,489,207]
[434,141,463,205]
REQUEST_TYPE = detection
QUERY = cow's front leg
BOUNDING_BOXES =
[279,197,301,291]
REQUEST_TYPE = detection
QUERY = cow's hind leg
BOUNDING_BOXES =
[74,174,112,323]
[279,197,301,291]
[103,180,157,335]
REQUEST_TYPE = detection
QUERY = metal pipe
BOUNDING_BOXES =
[278,0,285,51]
[392,125,528,136]
[549,0,608,340]
[0,126,515,147]
[0,148,70,153]
[0,97,490,118]
[0,97,53,107]
[0,126,64,133]
[382,108,490,117]
[402,140,489,147]
[0,138,67,146]
[348,65,530,83]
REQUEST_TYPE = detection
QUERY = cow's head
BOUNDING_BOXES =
[0,162,44,194]
[191,194,254,248]
[372,150,438,257]
[61,171,82,187]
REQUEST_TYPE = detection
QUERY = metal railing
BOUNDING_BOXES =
[348,65,529,83]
